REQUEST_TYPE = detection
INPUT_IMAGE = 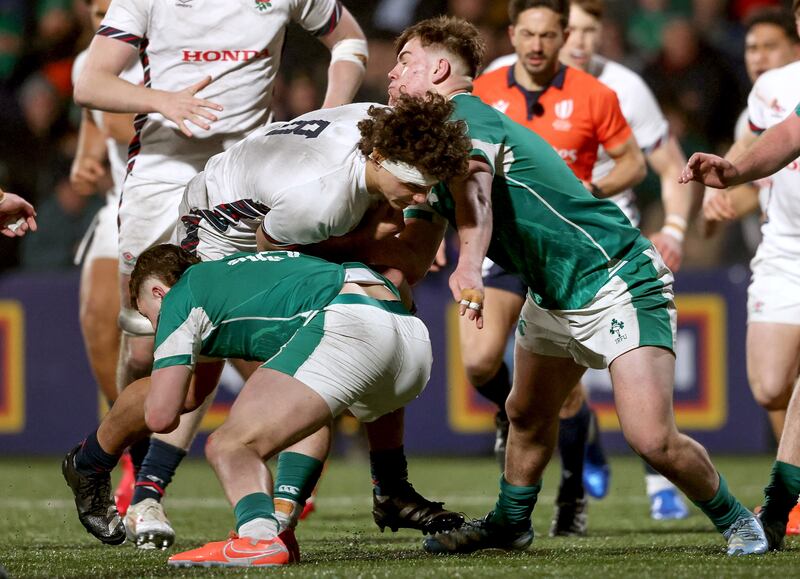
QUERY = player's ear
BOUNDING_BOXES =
[153,285,166,300]
[432,58,451,83]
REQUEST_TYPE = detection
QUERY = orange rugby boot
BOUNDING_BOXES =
[113,452,135,516]
[168,535,289,567]
[299,495,316,520]
[786,502,800,535]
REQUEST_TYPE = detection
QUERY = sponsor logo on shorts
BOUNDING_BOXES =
[254,0,273,12]
[181,49,270,62]
[609,318,627,344]
[175,0,193,7]
[752,300,764,314]
[517,319,526,336]
[122,252,137,267]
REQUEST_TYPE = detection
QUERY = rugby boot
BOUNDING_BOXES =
[549,497,588,537]
[724,513,768,556]
[168,535,289,567]
[278,527,300,563]
[113,452,135,516]
[299,495,316,520]
[62,445,126,545]
[582,459,610,499]
[649,487,689,521]
[373,483,464,534]
[423,512,533,554]
[125,498,175,550]
[494,411,509,470]
[786,502,800,535]
[756,510,786,551]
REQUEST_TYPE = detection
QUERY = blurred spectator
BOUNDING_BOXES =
[626,0,683,58]
[21,167,101,270]
[643,17,744,152]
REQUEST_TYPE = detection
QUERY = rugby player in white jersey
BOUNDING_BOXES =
[73,0,369,548]
[70,0,141,516]
[474,0,701,523]
[684,3,800,541]
[176,94,471,540]
[61,94,472,557]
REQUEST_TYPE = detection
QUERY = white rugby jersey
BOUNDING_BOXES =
[748,60,800,258]
[72,49,142,196]
[202,102,381,246]
[100,0,341,184]
[588,56,669,225]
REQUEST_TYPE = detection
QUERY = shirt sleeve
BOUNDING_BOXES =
[152,282,210,370]
[592,88,633,151]
[623,77,669,154]
[98,0,149,47]
[290,0,341,37]
[747,78,770,135]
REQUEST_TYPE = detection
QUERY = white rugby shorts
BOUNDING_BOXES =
[748,250,800,324]
[263,295,432,422]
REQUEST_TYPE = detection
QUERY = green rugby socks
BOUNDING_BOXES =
[691,474,750,533]
[489,475,541,528]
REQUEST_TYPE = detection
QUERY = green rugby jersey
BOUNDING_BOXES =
[410,92,651,310]
[152,251,390,370]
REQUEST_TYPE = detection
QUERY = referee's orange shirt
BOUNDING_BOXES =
[473,64,632,182]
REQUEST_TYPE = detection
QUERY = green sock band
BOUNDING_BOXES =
[691,473,750,533]
[234,492,275,532]
[488,475,541,528]
[762,461,800,526]
[274,451,324,504]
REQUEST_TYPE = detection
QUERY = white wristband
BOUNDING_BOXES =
[664,213,688,230]
[330,38,369,70]
[660,224,685,243]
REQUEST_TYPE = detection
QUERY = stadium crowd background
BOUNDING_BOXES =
[0,0,791,273]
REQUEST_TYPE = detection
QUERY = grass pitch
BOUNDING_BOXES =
[1,454,797,577]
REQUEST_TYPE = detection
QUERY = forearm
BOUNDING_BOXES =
[75,69,161,114]
[144,366,192,433]
[594,149,646,197]
[732,118,800,185]
[75,109,107,161]
[321,60,364,108]
[453,175,493,273]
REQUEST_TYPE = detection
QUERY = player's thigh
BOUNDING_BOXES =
[509,342,587,425]
[459,287,524,379]
[118,175,185,276]
[609,346,677,446]
[746,322,800,404]
[217,367,333,458]
[80,257,120,322]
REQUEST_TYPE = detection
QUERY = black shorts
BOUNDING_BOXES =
[483,261,527,298]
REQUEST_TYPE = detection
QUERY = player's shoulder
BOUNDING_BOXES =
[452,92,504,121]
[753,61,800,96]
[565,65,618,100]
[594,56,648,94]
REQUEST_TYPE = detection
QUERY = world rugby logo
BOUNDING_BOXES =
[553,99,573,131]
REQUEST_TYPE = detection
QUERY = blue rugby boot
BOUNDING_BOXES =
[583,460,610,500]
[650,487,689,520]
[724,513,768,556]
[423,513,533,554]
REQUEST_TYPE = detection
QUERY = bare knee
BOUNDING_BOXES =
[463,353,503,387]
[205,429,235,467]
[749,373,794,411]
[624,427,674,466]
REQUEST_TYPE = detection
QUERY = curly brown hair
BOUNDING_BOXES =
[357,92,471,184]
[395,16,485,79]
[129,244,200,310]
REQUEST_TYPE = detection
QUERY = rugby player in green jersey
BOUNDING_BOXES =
[379,16,767,556]
[62,244,434,567]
